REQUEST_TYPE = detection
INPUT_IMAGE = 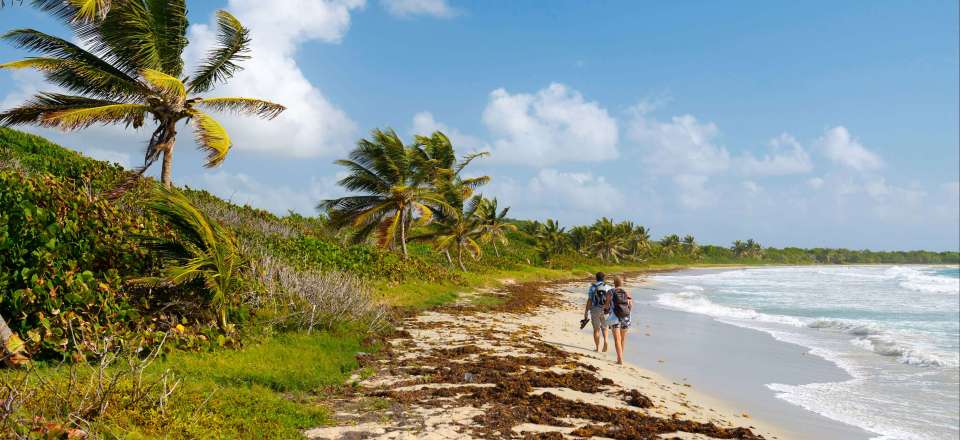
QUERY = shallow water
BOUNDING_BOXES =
[648,265,960,440]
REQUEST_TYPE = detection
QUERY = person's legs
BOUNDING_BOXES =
[612,325,624,364]
[589,308,604,351]
[601,326,608,352]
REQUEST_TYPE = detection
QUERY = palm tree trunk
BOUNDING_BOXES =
[493,241,500,257]
[160,148,174,188]
[457,247,466,272]
[444,250,453,265]
[399,207,408,258]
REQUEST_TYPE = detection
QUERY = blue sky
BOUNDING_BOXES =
[1,0,958,250]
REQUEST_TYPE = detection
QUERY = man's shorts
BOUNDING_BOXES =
[589,307,607,330]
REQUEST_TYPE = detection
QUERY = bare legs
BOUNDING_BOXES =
[612,326,628,364]
[593,326,608,352]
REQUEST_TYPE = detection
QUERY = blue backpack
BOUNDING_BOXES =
[588,282,607,308]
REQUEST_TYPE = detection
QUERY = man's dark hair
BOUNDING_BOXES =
[595,272,605,282]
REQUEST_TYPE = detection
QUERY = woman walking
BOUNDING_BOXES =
[604,276,633,365]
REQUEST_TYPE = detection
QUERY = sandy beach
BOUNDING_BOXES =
[305,274,799,439]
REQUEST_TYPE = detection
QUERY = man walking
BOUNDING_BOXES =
[583,272,612,352]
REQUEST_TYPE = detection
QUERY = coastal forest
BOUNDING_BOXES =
[0,1,956,438]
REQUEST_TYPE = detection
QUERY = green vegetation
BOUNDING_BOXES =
[0,2,956,438]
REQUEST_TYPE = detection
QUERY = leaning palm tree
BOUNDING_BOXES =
[415,196,485,272]
[476,197,516,258]
[130,187,241,330]
[0,1,285,187]
[320,129,452,258]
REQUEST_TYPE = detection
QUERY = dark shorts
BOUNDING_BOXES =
[608,315,631,329]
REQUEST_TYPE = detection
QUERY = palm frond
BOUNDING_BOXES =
[141,67,185,100]
[188,10,250,93]
[195,97,285,119]
[0,93,115,126]
[38,102,148,130]
[453,151,490,175]
[71,0,112,22]
[92,0,188,75]
[188,109,231,168]
[1,29,147,98]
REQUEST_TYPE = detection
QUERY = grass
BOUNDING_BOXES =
[2,330,373,439]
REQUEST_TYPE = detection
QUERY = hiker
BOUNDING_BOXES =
[583,272,612,352]
[604,276,633,365]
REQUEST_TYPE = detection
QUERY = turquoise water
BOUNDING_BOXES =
[651,265,960,440]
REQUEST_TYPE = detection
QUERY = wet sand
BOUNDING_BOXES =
[621,280,875,440]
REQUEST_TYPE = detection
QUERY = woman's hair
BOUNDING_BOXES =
[613,276,623,287]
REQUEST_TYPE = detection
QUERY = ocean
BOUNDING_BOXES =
[650,265,960,440]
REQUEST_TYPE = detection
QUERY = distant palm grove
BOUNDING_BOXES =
[315,128,958,269]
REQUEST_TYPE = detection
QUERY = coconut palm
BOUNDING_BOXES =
[320,129,452,258]
[534,219,569,260]
[476,197,516,258]
[682,234,699,257]
[659,234,682,257]
[412,131,489,192]
[0,1,285,188]
[589,217,627,263]
[130,187,241,330]
[415,196,485,272]
[568,225,592,254]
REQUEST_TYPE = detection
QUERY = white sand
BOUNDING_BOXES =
[305,279,789,440]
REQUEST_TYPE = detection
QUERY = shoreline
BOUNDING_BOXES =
[306,273,792,439]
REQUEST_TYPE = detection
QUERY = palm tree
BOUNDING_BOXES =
[130,187,241,330]
[415,196,485,272]
[589,217,627,263]
[682,234,699,258]
[659,234,682,257]
[568,225,592,254]
[535,219,569,260]
[476,197,516,258]
[320,129,451,258]
[0,2,285,188]
[411,131,489,192]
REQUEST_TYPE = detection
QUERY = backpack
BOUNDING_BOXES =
[611,288,631,319]
[588,282,607,308]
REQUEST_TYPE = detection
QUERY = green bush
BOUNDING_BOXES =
[0,169,159,359]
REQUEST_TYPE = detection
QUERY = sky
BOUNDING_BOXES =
[1,0,958,251]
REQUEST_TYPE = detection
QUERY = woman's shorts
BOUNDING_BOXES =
[607,314,631,329]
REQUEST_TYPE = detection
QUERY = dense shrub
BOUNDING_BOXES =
[0,169,158,359]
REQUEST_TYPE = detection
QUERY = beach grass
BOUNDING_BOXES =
[1,330,371,439]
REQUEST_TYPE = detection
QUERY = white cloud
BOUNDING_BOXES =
[672,174,714,209]
[184,0,362,158]
[483,168,624,224]
[184,170,347,216]
[482,83,619,164]
[381,0,458,18]
[741,133,813,176]
[410,111,488,151]
[742,180,761,194]
[807,177,825,189]
[816,126,883,172]
[627,110,729,176]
